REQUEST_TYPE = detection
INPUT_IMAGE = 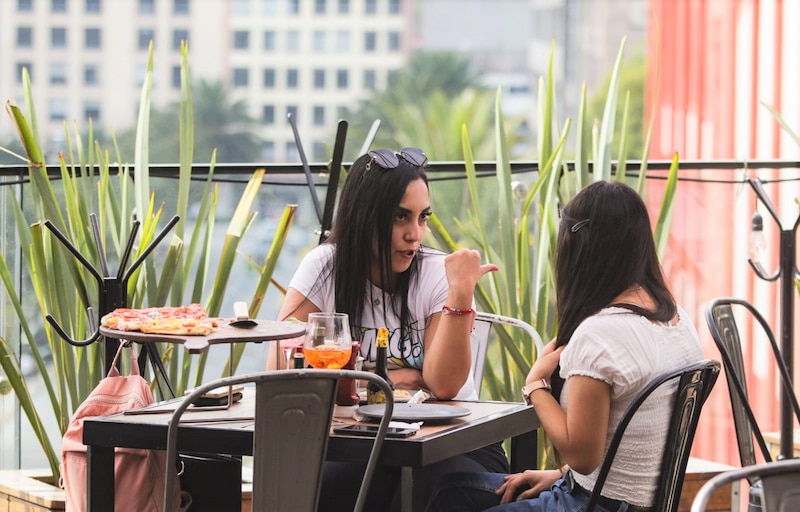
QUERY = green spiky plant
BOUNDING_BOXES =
[428,38,679,469]
[0,42,296,481]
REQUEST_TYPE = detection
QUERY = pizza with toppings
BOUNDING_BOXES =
[100,304,219,336]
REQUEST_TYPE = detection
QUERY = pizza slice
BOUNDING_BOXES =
[139,317,217,336]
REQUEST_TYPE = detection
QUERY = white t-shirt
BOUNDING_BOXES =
[559,305,704,507]
[287,244,478,400]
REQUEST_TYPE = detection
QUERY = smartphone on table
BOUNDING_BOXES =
[333,424,416,438]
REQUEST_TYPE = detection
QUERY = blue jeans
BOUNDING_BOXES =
[426,470,638,512]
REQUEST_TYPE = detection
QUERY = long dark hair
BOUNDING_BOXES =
[552,181,676,394]
[325,150,429,340]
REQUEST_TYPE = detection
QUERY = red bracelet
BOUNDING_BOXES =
[442,305,474,315]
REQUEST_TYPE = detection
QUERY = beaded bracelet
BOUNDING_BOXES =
[442,305,474,316]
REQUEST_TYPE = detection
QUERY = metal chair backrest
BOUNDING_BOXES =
[163,369,393,512]
[704,298,780,468]
[588,359,721,512]
[690,458,800,512]
[472,312,545,395]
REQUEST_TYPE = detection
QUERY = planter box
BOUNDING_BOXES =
[0,470,256,512]
[0,470,65,512]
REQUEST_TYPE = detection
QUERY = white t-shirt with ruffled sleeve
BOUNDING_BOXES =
[559,305,703,507]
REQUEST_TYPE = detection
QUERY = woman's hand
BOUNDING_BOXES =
[495,469,562,504]
[526,339,564,385]
[443,249,498,306]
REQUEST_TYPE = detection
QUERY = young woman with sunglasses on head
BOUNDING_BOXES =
[425,181,704,512]
[277,147,508,511]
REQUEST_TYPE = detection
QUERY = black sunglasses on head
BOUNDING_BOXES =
[367,147,428,170]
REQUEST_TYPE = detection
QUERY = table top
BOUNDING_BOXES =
[100,319,305,353]
[82,391,539,468]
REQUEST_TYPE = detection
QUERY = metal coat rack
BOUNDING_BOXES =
[44,213,180,398]
[746,177,800,460]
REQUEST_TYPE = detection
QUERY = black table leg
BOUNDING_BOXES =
[510,430,538,472]
[87,444,115,511]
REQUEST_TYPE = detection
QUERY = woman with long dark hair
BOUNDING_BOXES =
[278,147,508,510]
[426,181,703,512]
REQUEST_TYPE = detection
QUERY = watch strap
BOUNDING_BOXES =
[522,379,551,405]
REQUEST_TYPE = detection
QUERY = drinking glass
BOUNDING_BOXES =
[278,336,304,370]
[303,312,352,369]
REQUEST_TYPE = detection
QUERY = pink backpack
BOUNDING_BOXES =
[60,344,189,511]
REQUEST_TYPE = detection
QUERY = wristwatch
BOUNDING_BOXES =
[522,379,551,405]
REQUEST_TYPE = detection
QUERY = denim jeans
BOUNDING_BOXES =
[426,470,639,512]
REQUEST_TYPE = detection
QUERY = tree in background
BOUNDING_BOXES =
[345,51,527,224]
[117,80,262,164]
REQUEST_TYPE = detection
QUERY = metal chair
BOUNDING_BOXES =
[163,369,394,512]
[690,458,800,512]
[588,359,721,512]
[472,312,544,394]
[705,298,800,510]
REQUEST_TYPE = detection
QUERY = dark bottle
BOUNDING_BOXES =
[293,346,306,369]
[367,327,394,404]
[335,341,362,405]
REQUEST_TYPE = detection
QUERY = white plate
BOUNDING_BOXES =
[357,403,471,422]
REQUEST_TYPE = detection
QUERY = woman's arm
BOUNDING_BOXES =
[525,341,610,474]
[422,249,498,399]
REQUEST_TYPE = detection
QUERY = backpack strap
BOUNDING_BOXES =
[107,341,139,378]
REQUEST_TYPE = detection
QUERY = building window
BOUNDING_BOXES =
[388,31,400,51]
[286,105,298,121]
[138,28,154,50]
[389,0,400,14]
[314,0,325,14]
[232,0,250,15]
[233,30,249,50]
[263,68,275,87]
[365,0,376,14]
[85,28,101,48]
[17,27,33,48]
[313,141,326,160]
[84,64,99,85]
[174,0,188,14]
[173,29,188,50]
[50,62,67,84]
[52,0,67,12]
[171,65,181,88]
[84,100,101,122]
[18,0,33,12]
[261,141,275,162]
[262,0,277,15]
[363,69,375,90]
[313,69,325,89]
[336,30,349,52]
[263,30,275,50]
[364,32,376,52]
[336,69,348,89]
[286,68,298,88]
[139,0,155,14]
[262,105,274,124]
[52,27,67,48]
[16,62,32,83]
[287,0,299,14]
[313,106,325,126]
[49,98,68,121]
[86,0,100,13]
[313,31,325,52]
[285,141,298,161]
[233,68,249,87]
[286,30,299,52]
[337,0,348,14]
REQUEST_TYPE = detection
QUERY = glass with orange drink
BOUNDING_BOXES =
[302,312,353,369]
